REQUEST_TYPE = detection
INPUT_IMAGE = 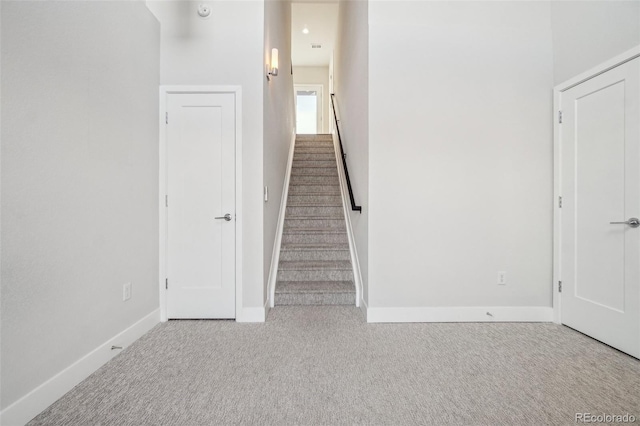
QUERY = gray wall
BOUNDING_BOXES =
[1,0,160,409]
[264,0,295,295]
[367,1,553,308]
[551,0,640,84]
[333,0,369,304]
[146,0,267,309]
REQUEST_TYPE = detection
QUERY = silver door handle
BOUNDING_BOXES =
[215,214,232,222]
[610,217,640,228]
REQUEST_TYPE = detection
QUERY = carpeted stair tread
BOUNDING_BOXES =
[291,165,337,169]
[287,192,342,197]
[288,195,341,199]
[275,281,354,294]
[290,192,341,194]
[293,149,336,154]
[285,206,344,217]
[283,228,347,234]
[292,163,335,166]
[289,180,340,187]
[294,143,333,148]
[288,195,343,204]
[274,293,354,305]
[295,139,333,143]
[280,242,350,250]
[289,203,342,211]
[288,188,341,195]
[286,203,343,208]
[281,233,347,244]
[284,217,345,223]
[284,221,346,230]
[291,169,338,173]
[284,216,345,221]
[278,260,353,271]
[277,269,353,282]
[289,174,340,179]
[275,134,355,306]
[294,153,336,160]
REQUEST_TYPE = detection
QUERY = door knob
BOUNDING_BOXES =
[609,217,640,228]
[215,213,232,222]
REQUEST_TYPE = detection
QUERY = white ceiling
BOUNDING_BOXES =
[291,2,339,67]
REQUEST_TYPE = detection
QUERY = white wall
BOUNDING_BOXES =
[146,0,266,309]
[334,0,369,304]
[293,66,330,134]
[367,1,554,309]
[0,2,4,410]
[264,0,295,295]
[1,0,160,411]
[551,0,640,84]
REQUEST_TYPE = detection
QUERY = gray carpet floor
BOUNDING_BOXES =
[29,306,640,425]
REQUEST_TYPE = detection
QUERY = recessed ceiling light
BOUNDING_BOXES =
[302,27,309,35]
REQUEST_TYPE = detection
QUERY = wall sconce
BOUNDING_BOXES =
[267,48,279,81]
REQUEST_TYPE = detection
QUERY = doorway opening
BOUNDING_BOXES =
[295,84,323,134]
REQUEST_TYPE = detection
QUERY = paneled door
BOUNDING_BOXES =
[165,92,236,319]
[559,57,639,358]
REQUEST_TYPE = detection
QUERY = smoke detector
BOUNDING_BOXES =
[197,4,212,18]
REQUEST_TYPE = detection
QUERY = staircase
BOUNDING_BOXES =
[275,134,355,305]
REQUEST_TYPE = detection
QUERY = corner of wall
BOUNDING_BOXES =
[0,310,160,426]
[263,0,295,310]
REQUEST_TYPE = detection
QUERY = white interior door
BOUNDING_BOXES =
[295,84,323,134]
[166,93,236,319]
[560,57,640,358]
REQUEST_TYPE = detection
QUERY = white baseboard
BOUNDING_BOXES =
[331,129,363,308]
[267,130,297,308]
[0,309,161,426]
[236,304,267,323]
[365,306,553,323]
[264,299,271,321]
[359,295,368,321]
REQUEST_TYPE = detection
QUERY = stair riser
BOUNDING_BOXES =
[296,141,333,146]
[288,185,340,195]
[287,195,342,205]
[291,168,338,176]
[294,146,333,151]
[295,145,333,151]
[294,153,336,161]
[274,292,354,306]
[286,206,344,217]
[277,269,354,281]
[279,250,351,262]
[284,219,345,229]
[296,134,332,139]
[289,176,340,185]
[292,160,337,168]
[281,233,348,245]
[294,148,335,155]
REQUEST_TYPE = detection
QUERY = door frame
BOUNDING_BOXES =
[159,86,243,322]
[553,46,640,324]
[294,84,324,134]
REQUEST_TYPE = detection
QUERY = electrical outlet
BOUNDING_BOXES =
[123,282,131,301]
[498,271,507,285]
